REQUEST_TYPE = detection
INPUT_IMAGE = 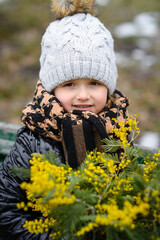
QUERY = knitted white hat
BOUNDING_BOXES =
[39,2,118,95]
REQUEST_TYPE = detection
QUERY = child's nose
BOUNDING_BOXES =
[76,87,90,100]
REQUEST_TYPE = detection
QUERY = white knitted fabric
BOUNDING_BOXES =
[39,13,118,95]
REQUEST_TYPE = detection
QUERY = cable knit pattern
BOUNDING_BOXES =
[39,13,118,95]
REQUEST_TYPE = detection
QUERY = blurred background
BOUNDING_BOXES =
[0,0,160,148]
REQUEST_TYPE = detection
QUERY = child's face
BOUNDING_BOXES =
[54,78,108,113]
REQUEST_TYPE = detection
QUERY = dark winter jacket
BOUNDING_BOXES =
[0,127,65,240]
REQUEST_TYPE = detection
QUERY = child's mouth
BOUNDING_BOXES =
[73,105,93,110]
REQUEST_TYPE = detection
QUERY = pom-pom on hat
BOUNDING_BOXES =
[39,0,118,95]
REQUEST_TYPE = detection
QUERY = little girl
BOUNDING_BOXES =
[0,0,129,239]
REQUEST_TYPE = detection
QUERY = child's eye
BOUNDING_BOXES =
[63,82,74,87]
[90,81,100,86]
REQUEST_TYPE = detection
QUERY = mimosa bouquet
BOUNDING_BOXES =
[13,116,160,240]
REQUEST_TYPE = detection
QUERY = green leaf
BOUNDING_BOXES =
[44,150,62,166]
[31,152,46,159]
[126,146,139,161]
[53,203,86,234]
[102,138,121,153]
[106,226,121,240]
[10,167,30,179]
[131,173,147,193]
[74,188,98,205]
[79,215,96,222]
[124,226,146,240]
[41,187,56,203]
[102,152,120,163]
[31,151,62,166]
[67,173,82,190]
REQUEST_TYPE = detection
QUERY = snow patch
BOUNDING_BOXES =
[138,132,160,150]
[114,12,159,38]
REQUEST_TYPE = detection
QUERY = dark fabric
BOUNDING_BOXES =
[0,127,65,240]
[21,80,129,168]
[62,115,78,168]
